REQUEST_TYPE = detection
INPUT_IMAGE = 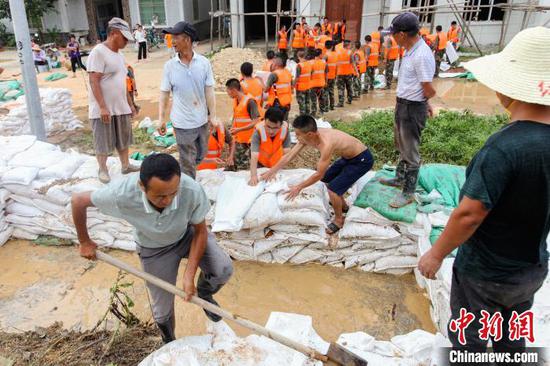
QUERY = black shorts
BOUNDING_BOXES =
[321,149,374,196]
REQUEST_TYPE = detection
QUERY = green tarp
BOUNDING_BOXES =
[353,169,419,223]
[418,164,466,208]
[147,122,176,147]
[44,72,68,82]
[0,80,24,101]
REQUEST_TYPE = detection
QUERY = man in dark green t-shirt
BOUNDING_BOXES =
[418,27,550,357]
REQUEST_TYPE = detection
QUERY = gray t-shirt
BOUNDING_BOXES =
[250,128,291,152]
[87,44,131,119]
[160,52,215,129]
[91,173,210,249]
[396,38,435,102]
[246,98,260,120]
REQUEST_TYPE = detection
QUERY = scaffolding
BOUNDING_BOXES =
[208,0,549,53]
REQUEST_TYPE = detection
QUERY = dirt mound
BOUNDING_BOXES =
[0,322,161,366]
[210,48,265,89]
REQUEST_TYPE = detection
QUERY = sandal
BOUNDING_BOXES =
[326,222,342,235]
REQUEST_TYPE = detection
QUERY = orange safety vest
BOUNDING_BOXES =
[232,94,256,144]
[371,31,381,47]
[447,27,459,43]
[278,30,288,49]
[420,28,430,37]
[165,34,172,48]
[341,24,346,40]
[354,50,367,74]
[386,36,399,60]
[262,59,273,72]
[316,34,330,52]
[292,28,305,48]
[267,68,292,108]
[197,126,225,170]
[241,77,263,108]
[336,48,353,76]
[437,32,448,50]
[256,121,289,168]
[321,23,333,35]
[310,59,327,88]
[296,60,312,91]
[367,43,380,67]
[325,50,338,80]
[126,65,135,92]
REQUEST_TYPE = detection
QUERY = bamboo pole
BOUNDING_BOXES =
[379,0,385,27]
[446,0,483,56]
[265,0,269,51]
[275,0,281,49]
[289,0,296,50]
[218,0,222,43]
[498,5,513,50]
[210,0,214,51]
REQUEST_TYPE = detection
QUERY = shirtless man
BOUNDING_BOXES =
[261,114,374,234]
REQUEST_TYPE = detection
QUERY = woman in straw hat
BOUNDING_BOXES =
[418,26,550,355]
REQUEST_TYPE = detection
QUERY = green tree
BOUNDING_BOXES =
[0,0,56,26]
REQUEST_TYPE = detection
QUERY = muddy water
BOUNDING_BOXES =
[0,240,434,341]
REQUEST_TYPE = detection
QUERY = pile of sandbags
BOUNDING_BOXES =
[0,88,83,136]
[198,168,425,273]
[140,311,450,366]
[0,188,11,246]
[0,135,136,250]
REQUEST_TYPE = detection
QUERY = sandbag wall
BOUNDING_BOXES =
[198,168,426,275]
[0,135,136,249]
[0,88,83,136]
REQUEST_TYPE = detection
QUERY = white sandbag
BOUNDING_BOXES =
[0,135,37,161]
[397,244,418,257]
[242,192,283,229]
[12,228,39,240]
[212,175,265,232]
[347,171,376,204]
[8,194,35,207]
[336,332,404,365]
[196,169,226,202]
[339,222,401,240]
[8,141,64,168]
[271,245,304,264]
[374,255,418,271]
[269,225,328,244]
[288,247,325,264]
[113,240,137,251]
[0,227,13,246]
[1,167,39,185]
[32,198,66,217]
[1,184,42,200]
[428,211,450,227]
[345,206,393,226]
[256,252,273,263]
[445,43,459,64]
[38,154,86,180]
[220,240,254,258]
[279,209,327,227]
[10,224,48,235]
[6,202,45,217]
[253,236,287,257]
[276,184,328,213]
[391,329,435,363]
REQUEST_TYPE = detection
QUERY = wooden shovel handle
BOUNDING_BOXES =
[96,251,329,363]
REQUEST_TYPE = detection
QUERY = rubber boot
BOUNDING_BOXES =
[379,161,406,187]
[389,167,419,208]
[197,272,223,322]
[157,314,176,344]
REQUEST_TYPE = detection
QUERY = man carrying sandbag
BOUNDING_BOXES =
[72,154,234,344]
[261,114,374,235]
[418,27,550,360]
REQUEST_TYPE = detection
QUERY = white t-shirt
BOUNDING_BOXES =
[134,30,146,43]
[87,44,131,119]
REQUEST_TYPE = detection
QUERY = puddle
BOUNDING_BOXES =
[0,240,434,341]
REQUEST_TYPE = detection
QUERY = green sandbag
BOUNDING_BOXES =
[149,122,176,147]
[130,151,156,161]
[44,72,68,82]
[429,227,457,257]
[353,170,419,223]
[418,164,465,208]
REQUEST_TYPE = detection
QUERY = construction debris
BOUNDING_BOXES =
[210,48,265,89]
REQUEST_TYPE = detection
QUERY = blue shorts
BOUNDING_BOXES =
[321,149,374,196]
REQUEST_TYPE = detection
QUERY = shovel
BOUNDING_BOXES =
[96,251,367,365]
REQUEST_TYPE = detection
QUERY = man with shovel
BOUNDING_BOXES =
[72,153,234,344]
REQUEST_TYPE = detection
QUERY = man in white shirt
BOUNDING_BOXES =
[158,22,217,179]
[87,17,139,184]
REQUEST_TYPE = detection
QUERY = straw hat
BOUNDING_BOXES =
[463,26,550,106]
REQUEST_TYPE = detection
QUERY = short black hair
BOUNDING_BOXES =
[436,25,442,32]
[315,23,321,28]
[355,40,361,49]
[274,55,287,67]
[265,107,284,124]
[365,35,372,42]
[241,62,253,76]
[323,16,328,20]
[314,48,322,57]
[325,40,333,48]
[266,50,275,59]
[140,153,180,189]
[378,26,384,31]
[70,34,76,39]
[293,114,317,133]
[305,51,314,60]
[342,19,347,23]
[451,21,457,25]
[225,78,241,90]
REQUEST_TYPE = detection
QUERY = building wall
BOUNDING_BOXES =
[42,0,70,32]
[67,0,89,31]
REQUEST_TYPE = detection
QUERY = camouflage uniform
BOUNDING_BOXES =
[336,75,353,106]
[366,67,376,90]
[434,50,445,77]
[296,90,311,115]
[385,59,396,88]
[352,75,362,97]
[310,87,328,115]
[233,142,250,171]
[325,79,336,110]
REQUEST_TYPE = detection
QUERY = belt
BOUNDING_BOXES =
[396,97,426,105]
